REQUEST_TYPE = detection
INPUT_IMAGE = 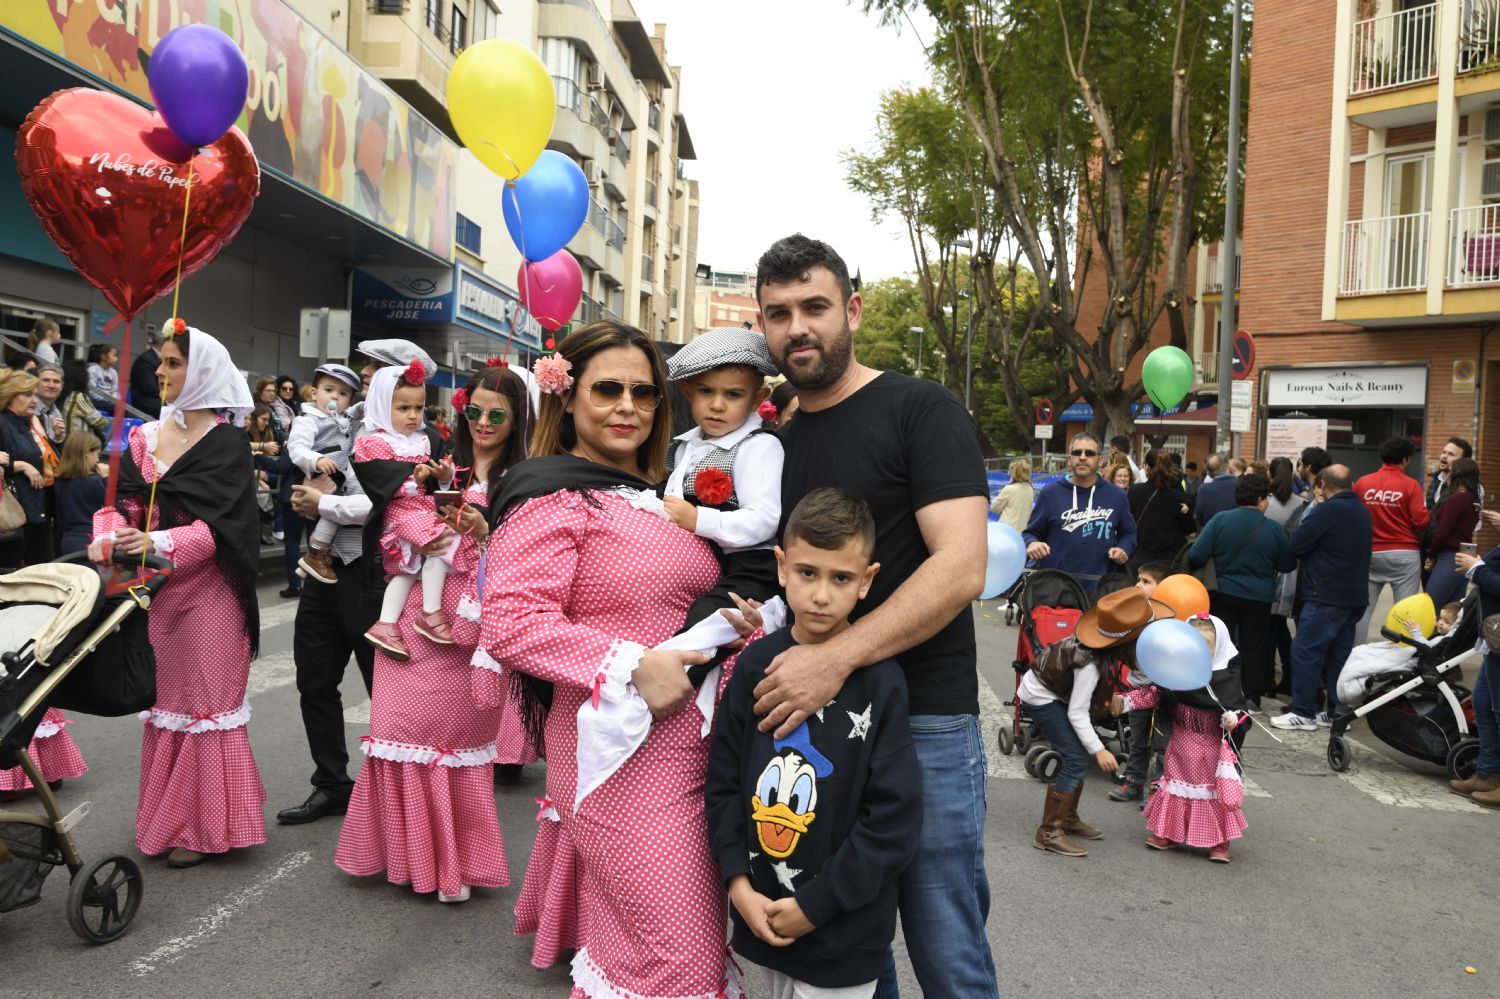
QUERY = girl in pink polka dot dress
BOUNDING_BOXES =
[0,707,86,796]
[336,363,533,903]
[90,325,266,868]
[474,323,744,999]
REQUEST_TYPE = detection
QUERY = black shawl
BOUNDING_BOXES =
[489,455,654,747]
[117,422,261,657]
[350,425,449,580]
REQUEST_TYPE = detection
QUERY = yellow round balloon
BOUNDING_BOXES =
[447,40,556,180]
[1385,592,1436,639]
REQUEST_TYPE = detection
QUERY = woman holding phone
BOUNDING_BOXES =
[334,363,533,903]
[1424,457,1481,606]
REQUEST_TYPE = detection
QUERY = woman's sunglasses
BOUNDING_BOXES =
[463,405,509,426]
[588,379,662,412]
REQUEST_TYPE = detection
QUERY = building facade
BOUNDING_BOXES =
[1236,0,1499,480]
[692,268,761,332]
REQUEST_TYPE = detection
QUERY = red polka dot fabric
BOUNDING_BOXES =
[0,707,87,790]
[474,490,742,998]
[94,422,266,857]
[513,813,583,969]
[1126,688,1249,848]
[336,480,510,897]
[354,433,452,578]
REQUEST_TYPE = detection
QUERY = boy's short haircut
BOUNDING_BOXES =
[784,487,876,558]
[1135,561,1171,584]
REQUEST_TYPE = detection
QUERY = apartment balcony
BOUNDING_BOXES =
[549,76,608,163]
[571,199,609,270]
[643,178,659,218]
[577,292,603,325]
[1350,3,1438,98]
[1203,249,1240,296]
[642,254,655,288]
[1333,206,1500,323]
[1448,203,1500,286]
[1340,211,1431,296]
[1344,2,1500,128]
[647,102,662,133]
[351,0,464,139]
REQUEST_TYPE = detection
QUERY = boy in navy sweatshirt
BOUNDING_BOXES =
[707,488,921,997]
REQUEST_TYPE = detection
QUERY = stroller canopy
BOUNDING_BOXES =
[0,564,102,667]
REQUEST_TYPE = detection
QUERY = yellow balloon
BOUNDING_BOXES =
[447,39,556,180]
[1384,593,1436,639]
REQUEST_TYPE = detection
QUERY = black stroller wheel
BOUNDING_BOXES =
[1035,750,1062,783]
[67,854,142,944]
[1327,735,1351,773]
[1023,744,1048,778]
[1447,738,1481,781]
[1015,724,1032,755]
[997,724,1014,756]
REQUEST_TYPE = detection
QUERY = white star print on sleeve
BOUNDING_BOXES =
[846,702,873,741]
[771,860,802,891]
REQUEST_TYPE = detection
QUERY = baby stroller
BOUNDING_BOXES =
[998,568,1132,781]
[1326,589,1481,780]
[0,552,170,943]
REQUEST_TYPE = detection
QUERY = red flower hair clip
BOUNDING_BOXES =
[451,387,469,410]
[757,400,778,422]
[164,317,188,336]
[403,360,427,386]
[693,468,734,506]
[485,356,508,369]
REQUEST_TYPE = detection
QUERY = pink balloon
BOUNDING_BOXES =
[517,249,583,331]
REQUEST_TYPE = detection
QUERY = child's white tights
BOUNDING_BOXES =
[378,556,450,623]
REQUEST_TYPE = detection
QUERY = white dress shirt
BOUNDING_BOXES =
[664,413,783,554]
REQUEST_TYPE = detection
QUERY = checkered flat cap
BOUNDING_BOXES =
[667,327,779,380]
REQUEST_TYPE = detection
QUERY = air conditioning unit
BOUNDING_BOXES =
[584,160,602,187]
[1486,106,1500,146]
[1485,161,1500,200]
[585,64,604,90]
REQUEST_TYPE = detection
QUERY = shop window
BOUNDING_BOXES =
[456,213,482,255]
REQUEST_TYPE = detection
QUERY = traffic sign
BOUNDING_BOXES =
[1035,424,1054,440]
[1231,329,1256,381]
[1034,399,1054,425]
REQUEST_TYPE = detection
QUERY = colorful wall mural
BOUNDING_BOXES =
[4,0,456,260]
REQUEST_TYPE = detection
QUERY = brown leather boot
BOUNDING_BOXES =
[298,544,337,586]
[1449,773,1500,797]
[1033,785,1088,856]
[1062,787,1104,840]
[1472,785,1500,809]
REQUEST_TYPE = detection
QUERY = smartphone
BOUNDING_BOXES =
[1461,542,1478,557]
[432,490,463,514]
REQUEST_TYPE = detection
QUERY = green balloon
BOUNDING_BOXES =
[1141,346,1195,411]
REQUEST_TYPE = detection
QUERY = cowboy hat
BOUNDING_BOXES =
[1074,588,1173,650]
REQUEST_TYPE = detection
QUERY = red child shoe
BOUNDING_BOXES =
[413,609,455,645]
[365,621,410,661]
[1208,844,1231,864]
[1145,835,1176,851]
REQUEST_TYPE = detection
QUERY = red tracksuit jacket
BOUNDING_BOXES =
[1354,463,1430,553]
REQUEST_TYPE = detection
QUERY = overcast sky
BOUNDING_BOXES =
[633,0,935,281]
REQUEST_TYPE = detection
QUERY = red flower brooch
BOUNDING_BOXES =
[451,387,469,410]
[693,468,733,505]
[403,360,426,385]
[485,356,508,369]
[757,400,778,422]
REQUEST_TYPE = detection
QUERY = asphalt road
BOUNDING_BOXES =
[2,578,1495,998]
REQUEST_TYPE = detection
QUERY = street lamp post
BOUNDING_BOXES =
[909,326,925,378]
[953,237,973,412]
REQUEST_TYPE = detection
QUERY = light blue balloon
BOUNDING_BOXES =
[980,522,1026,600]
[502,150,591,261]
[1136,619,1213,691]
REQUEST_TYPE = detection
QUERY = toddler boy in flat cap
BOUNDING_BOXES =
[290,362,363,585]
[664,327,786,683]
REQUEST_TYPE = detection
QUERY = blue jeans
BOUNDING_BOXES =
[1024,700,1091,792]
[1425,552,1468,608]
[1474,655,1500,777]
[1291,602,1362,719]
[874,714,998,999]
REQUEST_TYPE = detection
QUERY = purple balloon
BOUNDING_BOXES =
[148,25,250,148]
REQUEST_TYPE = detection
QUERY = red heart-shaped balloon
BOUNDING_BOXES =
[15,88,260,320]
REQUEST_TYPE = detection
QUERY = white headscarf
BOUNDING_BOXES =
[362,365,429,457]
[1195,613,1239,672]
[159,327,254,430]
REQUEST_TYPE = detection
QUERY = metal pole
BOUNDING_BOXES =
[1214,0,1244,454]
[964,304,973,412]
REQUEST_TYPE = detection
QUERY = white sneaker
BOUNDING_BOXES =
[438,885,470,904]
[1270,712,1317,732]
[1315,711,1333,728]
[271,531,284,542]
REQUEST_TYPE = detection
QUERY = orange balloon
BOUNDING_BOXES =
[1154,574,1210,621]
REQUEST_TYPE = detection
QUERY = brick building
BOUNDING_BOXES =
[692,268,761,332]
[1235,0,1500,481]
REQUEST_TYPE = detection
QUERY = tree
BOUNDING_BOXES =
[864,0,1241,438]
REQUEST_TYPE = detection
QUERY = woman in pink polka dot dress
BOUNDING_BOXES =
[0,707,86,795]
[474,323,743,999]
[90,325,265,868]
[336,364,533,903]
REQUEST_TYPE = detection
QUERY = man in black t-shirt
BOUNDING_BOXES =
[749,233,998,998]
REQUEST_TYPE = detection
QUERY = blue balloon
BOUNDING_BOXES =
[980,522,1026,600]
[1136,619,1213,691]
[502,150,591,261]
[148,25,250,148]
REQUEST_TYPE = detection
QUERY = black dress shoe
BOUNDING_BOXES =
[280,585,302,599]
[494,764,523,785]
[277,788,350,825]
